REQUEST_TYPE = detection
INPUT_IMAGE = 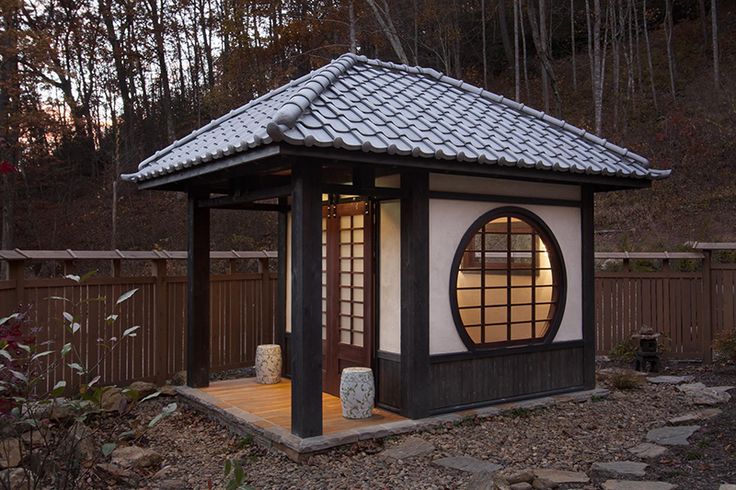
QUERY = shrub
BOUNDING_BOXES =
[608,372,643,390]
[609,339,638,362]
[714,330,736,362]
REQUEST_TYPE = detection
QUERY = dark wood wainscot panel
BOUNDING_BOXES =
[376,351,401,412]
[429,341,585,414]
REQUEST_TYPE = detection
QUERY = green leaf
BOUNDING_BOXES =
[105,314,119,323]
[10,370,28,382]
[101,442,116,457]
[63,312,74,323]
[31,350,54,362]
[80,270,97,283]
[51,380,67,397]
[148,413,164,428]
[64,274,81,283]
[16,343,31,353]
[46,296,70,302]
[60,343,72,357]
[71,322,81,334]
[162,402,177,414]
[116,288,139,305]
[0,349,12,362]
[140,391,160,402]
[122,326,140,337]
[0,313,18,326]
[67,362,84,373]
[88,375,101,388]
[224,459,232,476]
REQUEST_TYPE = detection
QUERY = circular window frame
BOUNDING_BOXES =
[448,206,567,351]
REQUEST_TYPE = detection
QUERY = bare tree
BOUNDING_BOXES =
[146,0,175,142]
[365,0,409,64]
[514,0,520,100]
[712,0,719,87]
[571,0,577,91]
[664,0,676,100]
[586,0,606,135]
[642,0,657,110]
[497,0,514,66]
[527,0,561,115]
[698,0,708,48]
[349,0,356,53]
[482,0,487,87]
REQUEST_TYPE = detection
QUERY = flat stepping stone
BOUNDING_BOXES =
[531,468,590,484]
[380,436,434,461]
[628,443,667,459]
[668,408,722,425]
[433,455,503,474]
[647,375,692,385]
[719,485,736,490]
[677,382,707,393]
[602,481,676,490]
[591,461,648,478]
[646,425,700,446]
[692,389,731,406]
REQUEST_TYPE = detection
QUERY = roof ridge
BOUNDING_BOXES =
[266,54,358,141]
[351,54,650,168]
[132,66,325,173]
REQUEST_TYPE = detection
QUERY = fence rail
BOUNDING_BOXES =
[1,247,735,390]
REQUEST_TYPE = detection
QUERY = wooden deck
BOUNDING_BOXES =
[200,377,404,435]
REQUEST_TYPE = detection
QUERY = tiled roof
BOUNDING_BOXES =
[123,53,671,183]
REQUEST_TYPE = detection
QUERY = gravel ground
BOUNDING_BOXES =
[81,362,735,489]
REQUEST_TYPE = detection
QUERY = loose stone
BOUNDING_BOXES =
[531,468,589,484]
[379,436,435,461]
[646,425,700,446]
[601,480,676,490]
[628,443,667,459]
[432,455,503,474]
[591,461,648,478]
[667,408,721,425]
[647,375,692,384]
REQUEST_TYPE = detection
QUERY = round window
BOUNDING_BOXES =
[449,207,566,349]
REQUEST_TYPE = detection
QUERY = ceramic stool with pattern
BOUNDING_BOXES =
[255,344,282,384]
[339,367,375,419]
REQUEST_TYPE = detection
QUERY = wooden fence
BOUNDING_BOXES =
[0,250,277,390]
[595,245,736,361]
[1,244,735,390]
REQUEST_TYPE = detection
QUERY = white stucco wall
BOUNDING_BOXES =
[429,174,581,200]
[428,198,583,354]
[378,201,402,353]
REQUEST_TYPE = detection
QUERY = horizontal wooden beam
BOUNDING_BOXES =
[197,185,292,208]
[686,241,736,250]
[321,183,405,199]
[0,250,277,261]
[209,203,288,212]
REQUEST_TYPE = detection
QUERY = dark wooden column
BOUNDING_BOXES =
[581,185,596,389]
[400,171,431,419]
[187,191,210,388]
[275,196,288,364]
[290,164,323,437]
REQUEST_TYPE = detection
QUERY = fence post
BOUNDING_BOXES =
[701,249,713,363]
[9,260,25,310]
[258,257,272,346]
[153,259,169,383]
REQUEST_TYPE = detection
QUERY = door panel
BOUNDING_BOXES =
[322,199,374,395]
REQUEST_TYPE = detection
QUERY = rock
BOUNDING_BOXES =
[0,468,33,488]
[598,368,647,379]
[601,480,676,490]
[507,471,535,484]
[111,445,163,469]
[159,385,177,397]
[628,443,667,459]
[647,375,692,384]
[0,438,22,468]
[151,465,177,480]
[677,382,707,393]
[380,437,435,461]
[101,387,128,412]
[170,371,187,386]
[510,484,532,490]
[691,389,731,406]
[154,479,189,489]
[433,455,503,474]
[719,485,736,490]
[463,471,508,490]
[591,461,648,478]
[668,408,722,425]
[128,381,158,398]
[531,478,558,489]
[531,468,589,484]
[97,463,141,486]
[21,431,45,448]
[63,421,97,461]
[646,425,700,446]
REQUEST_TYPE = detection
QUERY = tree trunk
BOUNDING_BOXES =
[482,0,487,87]
[365,0,409,64]
[497,0,514,66]
[514,0,520,100]
[571,0,577,91]
[586,0,605,135]
[664,0,676,101]
[349,0,357,54]
[699,0,709,48]
[711,0,719,88]
[527,0,561,115]
[520,3,530,100]
[642,0,657,110]
[147,0,175,142]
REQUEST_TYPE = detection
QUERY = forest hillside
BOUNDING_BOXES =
[0,0,733,253]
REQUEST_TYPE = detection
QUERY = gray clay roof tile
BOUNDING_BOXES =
[123,53,670,183]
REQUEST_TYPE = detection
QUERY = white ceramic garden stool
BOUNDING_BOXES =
[339,367,375,419]
[254,344,282,384]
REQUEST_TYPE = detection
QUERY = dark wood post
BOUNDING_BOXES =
[400,171,430,419]
[581,186,596,389]
[275,197,287,355]
[153,259,169,384]
[187,191,211,388]
[8,260,25,310]
[290,164,323,437]
[701,249,713,363]
[258,257,272,346]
